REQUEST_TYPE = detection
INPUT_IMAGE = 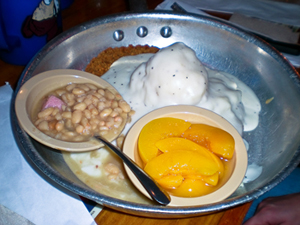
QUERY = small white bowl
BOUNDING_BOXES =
[123,105,247,207]
[15,69,127,152]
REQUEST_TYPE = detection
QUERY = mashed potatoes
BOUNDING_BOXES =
[63,42,262,203]
[129,43,208,107]
[103,42,260,134]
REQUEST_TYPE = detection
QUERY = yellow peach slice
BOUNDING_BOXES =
[169,178,213,197]
[182,124,235,159]
[155,137,225,178]
[202,172,219,186]
[144,150,219,180]
[138,117,191,164]
[210,153,225,179]
[155,137,212,158]
[186,172,219,186]
[157,175,184,189]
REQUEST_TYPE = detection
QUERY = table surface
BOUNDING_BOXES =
[1,0,299,224]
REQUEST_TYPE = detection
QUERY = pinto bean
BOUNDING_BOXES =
[116,135,125,149]
[77,96,86,103]
[104,100,111,108]
[76,125,84,134]
[99,126,109,131]
[83,97,93,106]
[34,118,43,126]
[55,89,66,96]
[48,120,57,130]
[118,100,131,112]
[65,131,76,137]
[66,93,75,101]
[128,110,136,116]
[81,117,89,127]
[88,104,96,110]
[91,96,99,106]
[38,108,54,118]
[66,83,76,92]
[67,100,75,107]
[55,120,64,132]
[110,110,119,118]
[51,108,59,116]
[97,102,105,111]
[113,116,123,128]
[105,90,115,100]
[97,89,105,96]
[73,102,87,111]
[62,111,72,119]
[73,135,86,142]
[93,93,102,99]
[55,113,62,120]
[115,94,122,100]
[105,116,114,128]
[86,83,97,90]
[100,108,112,118]
[38,121,49,131]
[111,100,118,108]
[99,97,106,102]
[83,109,91,119]
[90,118,100,125]
[77,84,90,92]
[72,110,82,124]
[105,163,120,175]
[72,88,85,95]
[91,108,99,116]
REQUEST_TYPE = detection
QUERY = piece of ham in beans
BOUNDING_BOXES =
[34,83,133,142]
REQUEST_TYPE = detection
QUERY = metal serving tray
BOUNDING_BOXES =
[11,11,300,218]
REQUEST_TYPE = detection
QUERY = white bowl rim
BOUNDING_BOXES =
[15,69,125,152]
[123,105,248,207]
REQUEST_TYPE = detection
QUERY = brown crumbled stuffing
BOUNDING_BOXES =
[85,45,159,76]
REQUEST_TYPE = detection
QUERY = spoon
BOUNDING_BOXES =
[94,135,171,206]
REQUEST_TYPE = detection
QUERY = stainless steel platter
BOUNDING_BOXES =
[11,11,300,218]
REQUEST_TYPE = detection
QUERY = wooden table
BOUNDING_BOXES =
[1,0,299,224]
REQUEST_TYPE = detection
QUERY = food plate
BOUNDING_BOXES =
[11,12,300,217]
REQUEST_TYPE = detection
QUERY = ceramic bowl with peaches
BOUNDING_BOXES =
[123,105,248,206]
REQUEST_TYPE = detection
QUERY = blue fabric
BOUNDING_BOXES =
[244,167,300,222]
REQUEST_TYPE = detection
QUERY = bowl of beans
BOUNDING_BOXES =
[15,69,132,152]
[123,105,248,206]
